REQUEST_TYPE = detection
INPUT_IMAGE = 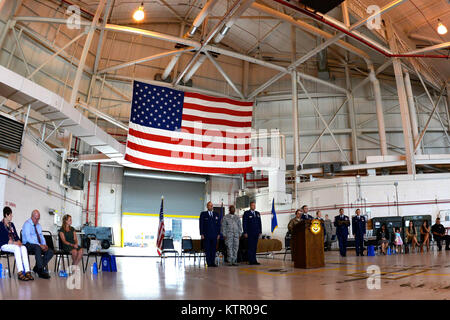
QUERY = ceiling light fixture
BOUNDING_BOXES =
[133,3,145,22]
[437,19,447,35]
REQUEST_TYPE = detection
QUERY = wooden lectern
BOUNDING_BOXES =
[291,220,325,268]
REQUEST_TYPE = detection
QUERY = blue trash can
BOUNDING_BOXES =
[367,245,375,256]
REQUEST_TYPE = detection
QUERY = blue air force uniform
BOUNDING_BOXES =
[301,213,314,220]
[352,215,366,256]
[334,214,350,257]
[199,210,221,267]
[243,210,262,264]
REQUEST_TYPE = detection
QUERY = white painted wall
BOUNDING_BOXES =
[1,133,83,236]
[83,164,123,246]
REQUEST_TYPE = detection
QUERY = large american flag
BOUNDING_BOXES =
[156,197,165,256]
[124,81,253,174]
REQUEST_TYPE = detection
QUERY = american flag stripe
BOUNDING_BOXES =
[184,92,253,107]
[180,121,251,133]
[125,148,251,168]
[127,141,251,161]
[125,154,252,174]
[125,81,253,174]
[127,135,251,156]
[129,123,250,145]
[180,126,250,138]
[181,114,252,128]
[183,103,253,117]
[182,107,252,122]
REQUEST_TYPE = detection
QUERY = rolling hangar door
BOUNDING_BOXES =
[121,169,206,250]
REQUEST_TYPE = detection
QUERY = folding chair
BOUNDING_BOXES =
[161,238,179,262]
[181,236,196,261]
[0,250,13,278]
[283,234,291,261]
[83,234,102,273]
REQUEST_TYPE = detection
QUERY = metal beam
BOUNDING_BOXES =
[344,63,358,164]
[414,85,447,151]
[251,2,370,61]
[173,0,244,86]
[297,79,350,165]
[403,70,421,154]
[291,71,299,206]
[204,51,244,99]
[70,0,107,107]
[386,21,415,175]
[404,42,450,55]
[300,96,350,165]
[368,65,388,156]
[98,47,195,74]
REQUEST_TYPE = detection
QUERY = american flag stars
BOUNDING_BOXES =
[131,81,184,131]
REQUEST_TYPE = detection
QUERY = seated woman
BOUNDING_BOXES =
[0,206,33,281]
[59,214,83,267]
[376,223,390,255]
[420,220,430,253]
[406,221,419,252]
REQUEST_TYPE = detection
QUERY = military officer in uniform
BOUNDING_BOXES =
[334,208,350,257]
[324,214,334,251]
[243,201,262,265]
[300,205,314,220]
[288,209,302,234]
[221,205,242,266]
[352,209,366,256]
[199,201,221,267]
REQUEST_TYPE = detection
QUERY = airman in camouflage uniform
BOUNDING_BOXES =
[221,205,242,266]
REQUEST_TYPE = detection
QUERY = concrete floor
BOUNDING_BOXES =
[1,249,450,300]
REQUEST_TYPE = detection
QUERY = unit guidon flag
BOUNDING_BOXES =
[124,81,253,174]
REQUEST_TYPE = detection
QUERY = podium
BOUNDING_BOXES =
[291,219,325,268]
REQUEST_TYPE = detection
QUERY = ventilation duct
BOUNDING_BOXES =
[0,112,24,154]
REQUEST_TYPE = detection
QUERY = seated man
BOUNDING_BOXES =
[431,218,450,251]
[22,210,54,279]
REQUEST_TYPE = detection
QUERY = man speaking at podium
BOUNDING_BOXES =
[243,201,262,265]
[334,208,350,257]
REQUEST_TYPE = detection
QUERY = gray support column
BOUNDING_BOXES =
[70,0,107,107]
[446,84,450,133]
[344,63,359,164]
[291,25,299,207]
[291,70,299,208]
[369,66,388,156]
[386,22,415,175]
[0,0,22,49]
[243,60,249,98]
[403,70,421,154]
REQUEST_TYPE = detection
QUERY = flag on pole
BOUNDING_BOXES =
[124,81,253,174]
[156,196,165,256]
[271,198,278,233]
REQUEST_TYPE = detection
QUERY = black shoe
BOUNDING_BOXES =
[232,263,239,266]
[38,271,51,279]
[33,266,39,273]
[208,264,218,267]
[446,247,450,251]
[360,253,364,256]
